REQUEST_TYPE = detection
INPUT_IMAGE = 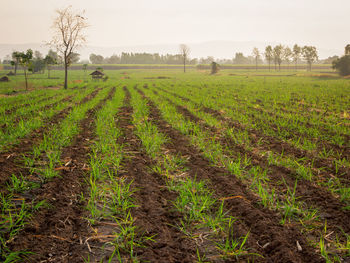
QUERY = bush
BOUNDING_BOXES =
[211,62,220,74]
[332,55,350,76]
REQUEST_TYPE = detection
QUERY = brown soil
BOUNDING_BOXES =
[156,89,350,234]
[155,86,350,184]
[137,87,324,263]
[95,86,198,262]
[0,88,101,191]
[2,93,48,113]
[8,87,115,262]
[1,95,74,132]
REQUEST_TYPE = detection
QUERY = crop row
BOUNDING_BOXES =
[0,86,113,261]
[139,83,350,262]
[151,85,350,202]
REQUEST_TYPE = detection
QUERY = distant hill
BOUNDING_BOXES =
[0,41,342,61]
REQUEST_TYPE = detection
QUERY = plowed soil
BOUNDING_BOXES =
[7,87,114,262]
[110,86,198,262]
[137,87,324,263]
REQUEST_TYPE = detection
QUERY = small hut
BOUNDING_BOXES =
[0,76,9,82]
[90,70,104,80]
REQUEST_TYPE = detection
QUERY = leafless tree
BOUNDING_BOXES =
[179,44,190,73]
[49,6,89,89]
[264,45,273,71]
[292,44,302,71]
[252,47,260,71]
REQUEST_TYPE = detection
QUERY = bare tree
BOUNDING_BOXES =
[50,6,88,89]
[179,44,190,73]
[265,45,273,71]
[273,45,283,71]
[252,47,260,71]
[11,51,21,75]
[283,46,292,70]
[292,44,302,71]
[302,46,318,71]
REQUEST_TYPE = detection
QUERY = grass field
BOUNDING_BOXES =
[0,68,349,262]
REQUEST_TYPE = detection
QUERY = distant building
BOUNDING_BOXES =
[90,70,104,80]
[0,76,9,82]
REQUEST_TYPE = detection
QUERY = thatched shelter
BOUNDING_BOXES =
[0,76,9,82]
[90,70,104,80]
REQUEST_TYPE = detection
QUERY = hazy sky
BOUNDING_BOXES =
[1,0,349,50]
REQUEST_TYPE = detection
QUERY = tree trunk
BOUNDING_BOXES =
[64,57,68,89]
[183,57,186,73]
[256,58,258,71]
[24,68,28,91]
[295,60,297,71]
[14,63,17,75]
[48,67,51,79]
[269,60,271,71]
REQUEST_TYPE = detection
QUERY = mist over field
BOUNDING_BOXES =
[0,41,343,61]
[1,0,349,60]
[1,1,350,262]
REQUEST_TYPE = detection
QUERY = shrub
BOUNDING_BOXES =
[332,55,350,76]
[211,62,220,74]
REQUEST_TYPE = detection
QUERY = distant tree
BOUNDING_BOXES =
[90,53,104,64]
[105,54,120,64]
[265,45,273,71]
[17,49,33,90]
[283,46,292,69]
[210,62,220,74]
[252,47,260,71]
[69,52,81,64]
[292,44,302,71]
[302,46,318,71]
[332,55,350,76]
[30,51,46,74]
[82,63,88,81]
[34,51,43,60]
[323,55,339,64]
[11,51,21,75]
[199,56,214,64]
[345,44,350,55]
[50,6,89,89]
[233,52,250,64]
[44,54,57,78]
[273,45,283,71]
[179,44,190,73]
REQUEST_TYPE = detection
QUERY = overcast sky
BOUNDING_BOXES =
[1,0,348,50]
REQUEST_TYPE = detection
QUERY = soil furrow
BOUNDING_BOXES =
[157,89,350,234]
[155,86,350,184]
[0,88,101,191]
[3,93,50,115]
[1,94,74,132]
[115,86,197,262]
[138,87,323,263]
[8,87,115,263]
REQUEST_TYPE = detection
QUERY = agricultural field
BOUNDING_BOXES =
[0,69,349,262]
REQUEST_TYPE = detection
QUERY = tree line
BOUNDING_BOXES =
[248,44,318,71]
[89,52,197,65]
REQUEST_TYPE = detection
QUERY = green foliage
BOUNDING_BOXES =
[332,55,350,76]
[302,46,318,71]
